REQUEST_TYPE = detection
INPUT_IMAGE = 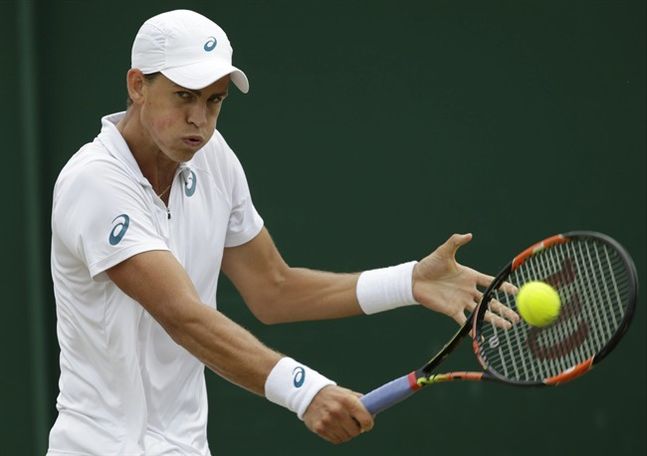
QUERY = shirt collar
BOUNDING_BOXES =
[96,111,195,188]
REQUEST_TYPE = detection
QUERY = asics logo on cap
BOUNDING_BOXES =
[203,36,217,52]
[292,366,305,388]
[109,214,130,245]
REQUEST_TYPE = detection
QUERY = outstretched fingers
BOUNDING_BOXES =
[488,298,520,323]
[445,233,473,258]
[475,272,517,294]
[481,306,515,330]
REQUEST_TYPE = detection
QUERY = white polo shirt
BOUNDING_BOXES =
[48,112,264,455]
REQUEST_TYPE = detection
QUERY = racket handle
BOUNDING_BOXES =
[360,372,418,415]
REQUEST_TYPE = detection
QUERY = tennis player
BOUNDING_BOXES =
[47,9,509,455]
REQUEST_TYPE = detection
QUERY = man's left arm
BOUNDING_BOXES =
[222,228,517,326]
[221,227,362,323]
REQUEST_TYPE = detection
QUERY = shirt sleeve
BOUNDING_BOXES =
[52,158,169,278]
[223,151,264,248]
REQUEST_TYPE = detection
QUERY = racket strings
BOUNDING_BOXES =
[479,239,631,383]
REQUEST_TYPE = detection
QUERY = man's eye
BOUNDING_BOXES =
[176,91,192,99]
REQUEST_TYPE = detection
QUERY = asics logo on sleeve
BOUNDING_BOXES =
[203,36,217,52]
[184,170,197,197]
[292,366,305,388]
[109,214,130,245]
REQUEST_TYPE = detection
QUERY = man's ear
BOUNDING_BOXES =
[126,69,146,105]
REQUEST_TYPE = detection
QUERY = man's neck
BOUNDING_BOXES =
[116,109,178,194]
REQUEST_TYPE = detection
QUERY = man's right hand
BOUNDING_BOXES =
[302,385,374,444]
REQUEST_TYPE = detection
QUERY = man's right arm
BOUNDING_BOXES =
[108,249,280,392]
[106,249,372,443]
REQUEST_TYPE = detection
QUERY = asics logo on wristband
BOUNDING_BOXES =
[109,214,130,245]
[292,366,305,388]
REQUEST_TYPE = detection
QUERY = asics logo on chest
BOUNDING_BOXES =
[184,170,197,196]
[109,214,130,245]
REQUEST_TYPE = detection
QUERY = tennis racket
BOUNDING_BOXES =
[360,231,638,415]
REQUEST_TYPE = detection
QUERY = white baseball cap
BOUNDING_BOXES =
[131,9,249,93]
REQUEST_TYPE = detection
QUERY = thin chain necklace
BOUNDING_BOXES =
[157,182,172,198]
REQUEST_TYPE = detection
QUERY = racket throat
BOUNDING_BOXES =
[415,369,485,386]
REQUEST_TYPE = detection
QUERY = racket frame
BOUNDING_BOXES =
[473,231,638,386]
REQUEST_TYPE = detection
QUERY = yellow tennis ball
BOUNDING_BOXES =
[516,281,561,327]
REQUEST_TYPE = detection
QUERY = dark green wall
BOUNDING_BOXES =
[3,0,645,454]
[1,0,33,453]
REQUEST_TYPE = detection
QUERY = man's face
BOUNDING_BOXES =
[138,73,230,163]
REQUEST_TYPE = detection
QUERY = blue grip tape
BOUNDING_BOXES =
[360,373,417,415]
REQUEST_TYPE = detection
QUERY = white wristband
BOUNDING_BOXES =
[264,357,336,420]
[356,261,418,314]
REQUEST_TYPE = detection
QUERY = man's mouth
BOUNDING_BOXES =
[182,136,204,148]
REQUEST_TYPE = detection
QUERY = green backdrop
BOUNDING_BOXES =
[2,0,645,454]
